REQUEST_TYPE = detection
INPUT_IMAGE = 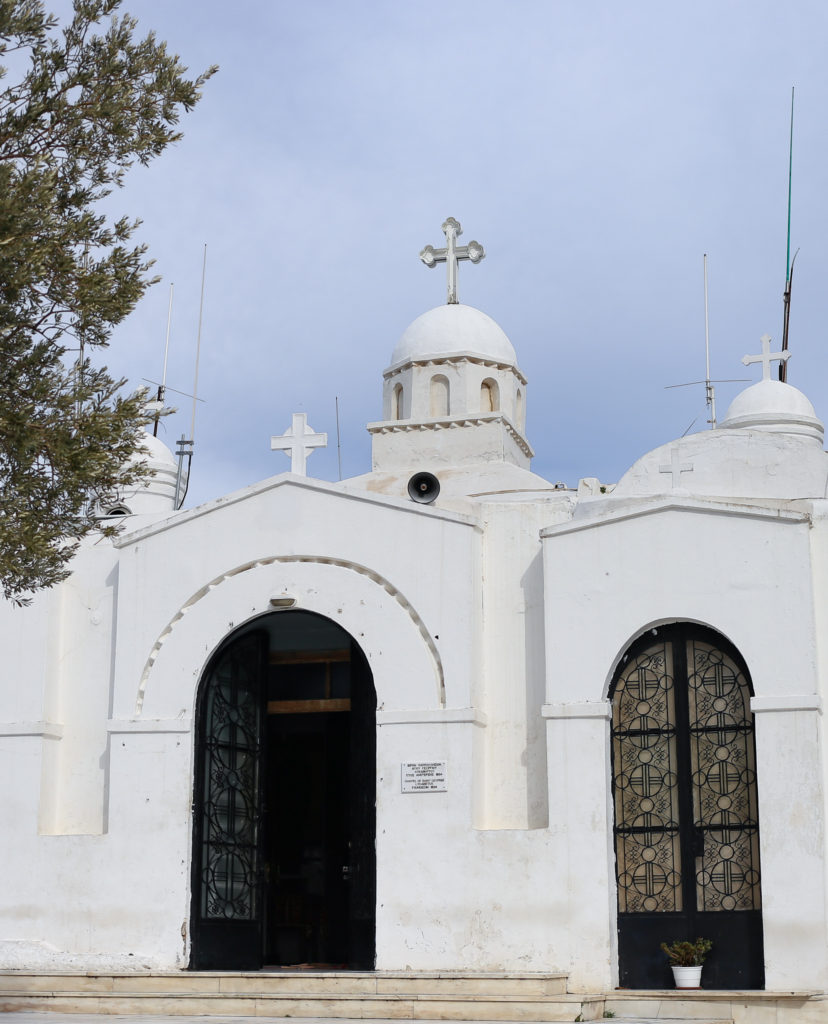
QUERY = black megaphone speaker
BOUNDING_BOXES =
[407,471,440,504]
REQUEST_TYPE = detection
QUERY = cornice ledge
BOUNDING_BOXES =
[540,497,810,539]
[367,414,533,457]
[0,721,64,738]
[750,695,822,714]
[377,707,487,726]
[542,701,612,720]
[384,352,528,386]
[107,718,193,733]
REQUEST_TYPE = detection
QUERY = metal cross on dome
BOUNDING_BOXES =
[742,333,790,381]
[420,217,485,305]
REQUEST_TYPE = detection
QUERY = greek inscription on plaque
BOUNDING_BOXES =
[401,761,447,793]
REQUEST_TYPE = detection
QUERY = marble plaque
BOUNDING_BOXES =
[401,761,447,793]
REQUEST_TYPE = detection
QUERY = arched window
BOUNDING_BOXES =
[516,388,525,428]
[392,382,404,420]
[98,503,131,519]
[609,623,763,990]
[480,378,499,413]
[429,374,450,417]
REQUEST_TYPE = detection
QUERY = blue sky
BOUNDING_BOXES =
[85,0,828,506]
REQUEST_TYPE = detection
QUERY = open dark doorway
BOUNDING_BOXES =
[190,611,376,971]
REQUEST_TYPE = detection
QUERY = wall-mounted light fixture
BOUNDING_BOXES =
[269,596,297,609]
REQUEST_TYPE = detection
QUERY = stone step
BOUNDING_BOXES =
[0,971,599,1021]
[604,989,826,1024]
[0,975,822,1022]
[608,1019,733,1024]
[607,1019,733,1024]
[0,970,568,996]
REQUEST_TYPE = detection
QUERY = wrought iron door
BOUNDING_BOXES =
[190,630,267,969]
[347,640,377,969]
[611,624,764,988]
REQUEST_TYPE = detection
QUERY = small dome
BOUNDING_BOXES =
[721,379,823,443]
[114,431,181,515]
[133,432,177,471]
[390,304,517,367]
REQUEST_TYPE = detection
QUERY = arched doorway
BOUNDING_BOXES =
[190,610,376,970]
[610,623,764,988]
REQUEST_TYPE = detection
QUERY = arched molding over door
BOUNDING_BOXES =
[133,555,446,718]
[609,622,764,989]
[602,617,744,700]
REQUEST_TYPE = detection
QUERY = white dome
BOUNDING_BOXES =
[390,304,517,367]
[721,379,823,443]
[133,431,177,471]
[113,430,180,515]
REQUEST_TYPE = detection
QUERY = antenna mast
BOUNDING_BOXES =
[173,244,208,510]
[335,396,342,481]
[703,254,716,427]
[153,283,174,437]
[780,86,795,381]
[190,244,208,442]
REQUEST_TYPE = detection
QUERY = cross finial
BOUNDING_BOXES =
[742,333,791,382]
[420,217,485,304]
[659,447,694,489]
[270,413,327,476]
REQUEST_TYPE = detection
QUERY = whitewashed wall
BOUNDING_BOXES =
[541,498,828,991]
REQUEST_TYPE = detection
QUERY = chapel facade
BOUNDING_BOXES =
[1,224,827,1008]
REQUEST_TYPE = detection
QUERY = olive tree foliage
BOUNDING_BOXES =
[0,0,215,603]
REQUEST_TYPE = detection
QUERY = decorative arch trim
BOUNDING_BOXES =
[602,617,747,700]
[134,555,445,714]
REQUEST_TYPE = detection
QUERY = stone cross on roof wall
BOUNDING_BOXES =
[742,333,791,381]
[659,447,694,489]
[270,413,327,476]
[420,217,485,304]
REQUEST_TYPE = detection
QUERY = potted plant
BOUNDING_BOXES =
[660,937,712,989]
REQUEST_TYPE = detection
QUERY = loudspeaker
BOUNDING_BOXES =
[407,471,440,504]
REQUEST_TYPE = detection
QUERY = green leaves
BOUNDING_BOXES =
[660,938,713,967]
[0,0,215,603]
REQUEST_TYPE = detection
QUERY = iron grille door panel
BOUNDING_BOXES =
[686,638,762,914]
[612,625,764,989]
[612,640,682,913]
[191,630,267,969]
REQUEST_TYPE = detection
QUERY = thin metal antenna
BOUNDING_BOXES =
[153,283,174,437]
[142,379,205,404]
[780,86,795,381]
[335,397,343,481]
[665,255,750,430]
[190,244,208,443]
[173,244,207,511]
[703,254,716,428]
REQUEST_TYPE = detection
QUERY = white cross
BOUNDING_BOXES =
[742,333,790,381]
[659,448,694,489]
[420,217,485,304]
[270,413,327,476]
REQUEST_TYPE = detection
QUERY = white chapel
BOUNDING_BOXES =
[1,219,828,1022]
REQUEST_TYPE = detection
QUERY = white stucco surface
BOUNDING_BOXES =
[2,296,827,999]
[390,304,517,368]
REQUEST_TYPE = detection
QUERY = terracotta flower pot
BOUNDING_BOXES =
[671,965,703,988]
